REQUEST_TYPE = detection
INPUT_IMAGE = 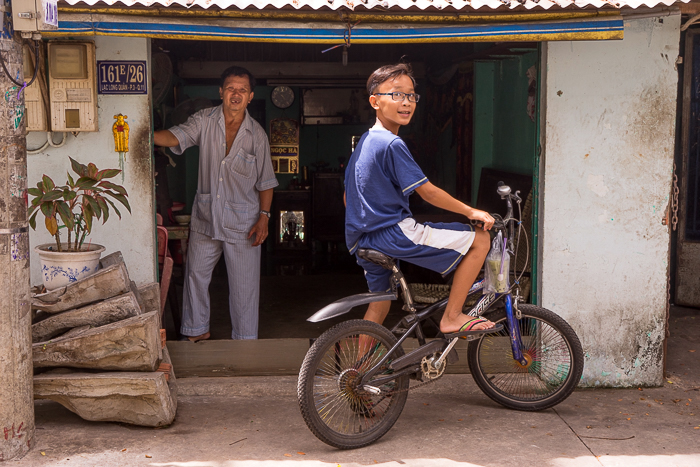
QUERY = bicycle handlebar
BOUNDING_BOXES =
[469,182,521,233]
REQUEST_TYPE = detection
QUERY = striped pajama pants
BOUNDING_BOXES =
[181,230,261,339]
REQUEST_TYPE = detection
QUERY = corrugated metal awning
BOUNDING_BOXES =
[63,0,687,12]
[49,0,686,42]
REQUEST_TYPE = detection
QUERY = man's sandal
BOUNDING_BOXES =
[443,317,504,339]
[178,332,210,343]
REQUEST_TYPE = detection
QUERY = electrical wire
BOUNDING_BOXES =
[26,138,49,154]
[0,39,39,90]
[321,20,361,54]
[27,132,68,154]
[47,132,67,148]
[510,198,530,289]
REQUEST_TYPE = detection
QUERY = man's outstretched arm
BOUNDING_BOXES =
[154,130,179,148]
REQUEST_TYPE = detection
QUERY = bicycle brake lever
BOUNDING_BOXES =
[491,214,505,230]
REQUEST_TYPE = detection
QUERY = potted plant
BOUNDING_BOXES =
[28,157,131,291]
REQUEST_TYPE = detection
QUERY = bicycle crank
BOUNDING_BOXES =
[421,353,447,381]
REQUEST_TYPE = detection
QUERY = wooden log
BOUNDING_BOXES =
[137,282,161,315]
[33,369,177,427]
[54,325,92,341]
[31,292,141,343]
[129,281,145,316]
[31,262,131,314]
[99,251,125,270]
[33,311,162,371]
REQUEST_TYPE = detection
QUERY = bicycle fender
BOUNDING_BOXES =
[306,292,397,322]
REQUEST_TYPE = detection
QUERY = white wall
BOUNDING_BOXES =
[540,16,680,387]
[27,36,155,286]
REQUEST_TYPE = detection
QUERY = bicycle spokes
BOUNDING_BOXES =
[479,316,574,399]
[313,333,396,435]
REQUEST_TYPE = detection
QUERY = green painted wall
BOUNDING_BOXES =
[473,61,496,204]
[492,53,537,175]
[299,124,368,170]
[472,52,537,204]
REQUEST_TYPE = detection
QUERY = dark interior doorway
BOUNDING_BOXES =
[154,39,539,341]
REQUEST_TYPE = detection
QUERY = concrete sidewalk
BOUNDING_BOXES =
[15,307,700,467]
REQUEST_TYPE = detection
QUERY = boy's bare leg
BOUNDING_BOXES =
[440,229,496,334]
[363,300,392,325]
[357,301,392,357]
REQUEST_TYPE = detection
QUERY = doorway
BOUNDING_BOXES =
[152,39,540,342]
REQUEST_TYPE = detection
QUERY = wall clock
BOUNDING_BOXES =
[271,86,294,109]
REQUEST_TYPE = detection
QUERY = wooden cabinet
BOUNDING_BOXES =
[312,173,345,243]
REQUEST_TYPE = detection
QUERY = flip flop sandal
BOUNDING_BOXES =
[443,317,504,339]
[179,332,210,343]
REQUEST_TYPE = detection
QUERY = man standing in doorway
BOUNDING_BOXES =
[154,66,278,341]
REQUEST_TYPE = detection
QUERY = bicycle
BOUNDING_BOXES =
[297,182,584,449]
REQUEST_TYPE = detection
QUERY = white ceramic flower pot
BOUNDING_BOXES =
[35,243,106,291]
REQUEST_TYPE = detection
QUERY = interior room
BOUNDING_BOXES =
[152,39,539,341]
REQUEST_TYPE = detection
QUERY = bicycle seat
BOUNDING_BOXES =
[356,249,396,270]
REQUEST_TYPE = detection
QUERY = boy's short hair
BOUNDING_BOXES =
[366,63,416,96]
[220,66,256,90]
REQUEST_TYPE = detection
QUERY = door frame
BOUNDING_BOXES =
[675,28,700,307]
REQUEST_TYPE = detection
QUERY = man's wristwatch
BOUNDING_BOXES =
[259,209,271,219]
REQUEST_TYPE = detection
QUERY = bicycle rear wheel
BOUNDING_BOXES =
[467,305,583,411]
[297,319,409,449]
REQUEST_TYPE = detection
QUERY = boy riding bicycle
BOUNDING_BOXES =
[345,63,497,336]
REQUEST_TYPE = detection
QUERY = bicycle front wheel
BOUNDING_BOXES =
[297,319,409,449]
[467,305,584,411]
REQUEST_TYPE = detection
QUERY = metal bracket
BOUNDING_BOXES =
[513,288,522,320]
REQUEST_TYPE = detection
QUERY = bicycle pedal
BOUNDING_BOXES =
[444,323,504,340]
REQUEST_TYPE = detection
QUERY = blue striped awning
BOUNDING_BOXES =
[46,14,624,42]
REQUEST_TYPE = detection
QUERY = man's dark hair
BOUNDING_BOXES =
[366,63,416,96]
[220,66,256,89]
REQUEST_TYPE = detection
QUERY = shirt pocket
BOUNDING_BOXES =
[193,193,212,223]
[223,201,251,233]
[229,149,255,178]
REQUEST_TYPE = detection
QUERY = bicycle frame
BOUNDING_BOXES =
[358,282,526,387]
[358,185,529,387]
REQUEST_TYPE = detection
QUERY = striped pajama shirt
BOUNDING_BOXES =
[169,105,278,339]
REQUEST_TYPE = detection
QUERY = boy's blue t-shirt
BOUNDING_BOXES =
[345,128,429,252]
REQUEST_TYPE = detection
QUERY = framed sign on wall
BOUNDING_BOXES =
[270,118,300,174]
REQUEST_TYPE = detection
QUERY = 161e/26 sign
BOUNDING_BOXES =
[97,61,147,95]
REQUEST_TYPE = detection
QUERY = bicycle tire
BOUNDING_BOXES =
[297,319,409,449]
[467,304,584,411]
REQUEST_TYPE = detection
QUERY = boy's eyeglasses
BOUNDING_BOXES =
[373,92,421,103]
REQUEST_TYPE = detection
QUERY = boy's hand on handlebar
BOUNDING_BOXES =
[468,209,495,231]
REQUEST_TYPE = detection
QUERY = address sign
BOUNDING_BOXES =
[97,61,147,95]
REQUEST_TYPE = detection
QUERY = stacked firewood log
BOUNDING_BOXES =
[31,252,176,427]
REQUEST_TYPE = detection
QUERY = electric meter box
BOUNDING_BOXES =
[11,0,58,32]
[23,45,46,132]
[48,41,98,132]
